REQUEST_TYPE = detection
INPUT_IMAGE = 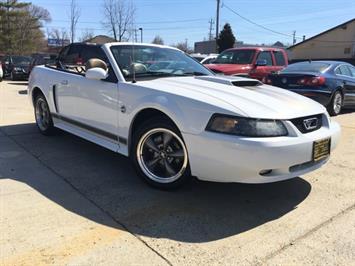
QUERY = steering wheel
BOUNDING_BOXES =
[171,68,185,74]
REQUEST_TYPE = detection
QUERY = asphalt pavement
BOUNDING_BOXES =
[1,80,354,265]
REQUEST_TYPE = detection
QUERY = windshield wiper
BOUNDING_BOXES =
[181,71,208,76]
[146,71,177,76]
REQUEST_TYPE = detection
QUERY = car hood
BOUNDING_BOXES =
[205,63,252,74]
[140,75,326,119]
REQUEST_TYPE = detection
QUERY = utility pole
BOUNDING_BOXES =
[292,30,296,45]
[139,27,143,43]
[215,0,220,40]
[134,29,138,43]
[208,18,214,41]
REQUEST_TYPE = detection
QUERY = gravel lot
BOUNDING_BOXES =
[1,80,354,266]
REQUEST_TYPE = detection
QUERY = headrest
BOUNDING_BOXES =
[130,63,147,74]
[85,58,108,71]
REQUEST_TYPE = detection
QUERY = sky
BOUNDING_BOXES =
[29,0,355,47]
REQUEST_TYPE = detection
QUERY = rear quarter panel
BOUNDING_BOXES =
[28,66,63,112]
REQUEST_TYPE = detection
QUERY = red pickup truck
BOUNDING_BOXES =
[205,47,288,82]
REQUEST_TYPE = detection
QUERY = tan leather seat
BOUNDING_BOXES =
[85,58,108,71]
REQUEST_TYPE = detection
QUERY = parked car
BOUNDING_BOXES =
[190,53,218,64]
[29,53,57,74]
[28,43,340,189]
[201,54,218,64]
[205,47,288,81]
[267,61,355,116]
[190,53,208,62]
[2,55,32,80]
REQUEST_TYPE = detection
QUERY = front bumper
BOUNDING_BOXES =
[183,119,341,183]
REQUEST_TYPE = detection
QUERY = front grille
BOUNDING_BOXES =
[291,114,323,133]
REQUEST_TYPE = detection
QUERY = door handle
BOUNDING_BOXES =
[61,80,68,85]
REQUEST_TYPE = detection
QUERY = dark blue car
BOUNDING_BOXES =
[268,61,355,116]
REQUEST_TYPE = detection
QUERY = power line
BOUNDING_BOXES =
[222,3,294,38]
[222,2,355,44]
[49,18,209,25]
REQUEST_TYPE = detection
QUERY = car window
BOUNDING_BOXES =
[339,65,352,77]
[65,45,82,65]
[282,62,330,73]
[273,51,286,66]
[58,46,70,62]
[110,45,212,81]
[257,51,273,66]
[81,46,107,63]
[214,49,255,64]
[12,56,31,65]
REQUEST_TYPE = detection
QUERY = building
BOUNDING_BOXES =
[83,35,116,44]
[288,19,355,64]
[194,40,217,54]
[194,40,287,54]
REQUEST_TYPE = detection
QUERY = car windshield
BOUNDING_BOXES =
[12,56,31,65]
[213,49,255,64]
[110,45,213,81]
[282,62,330,73]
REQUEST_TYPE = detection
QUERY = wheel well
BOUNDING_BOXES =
[129,108,179,151]
[32,87,44,105]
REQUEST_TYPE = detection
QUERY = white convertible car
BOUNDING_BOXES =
[28,43,341,189]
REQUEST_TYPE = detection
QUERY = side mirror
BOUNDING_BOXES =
[255,59,267,67]
[85,67,108,80]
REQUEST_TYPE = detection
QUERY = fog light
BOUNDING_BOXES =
[259,169,272,176]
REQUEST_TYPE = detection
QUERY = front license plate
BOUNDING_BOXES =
[313,138,331,162]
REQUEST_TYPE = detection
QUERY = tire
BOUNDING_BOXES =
[327,91,343,116]
[130,116,191,189]
[34,94,55,135]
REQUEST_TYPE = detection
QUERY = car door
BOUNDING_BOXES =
[252,51,273,81]
[68,70,119,139]
[337,65,355,106]
[272,50,287,72]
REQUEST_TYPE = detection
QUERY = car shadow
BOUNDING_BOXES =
[6,82,29,86]
[0,123,312,243]
[341,108,355,115]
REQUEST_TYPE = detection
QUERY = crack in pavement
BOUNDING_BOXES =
[2,131,173,266]
[258,202,355,265]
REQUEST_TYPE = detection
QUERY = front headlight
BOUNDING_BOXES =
[14,67,23,72]
[206,114,288,137]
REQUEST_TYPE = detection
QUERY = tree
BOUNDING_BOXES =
[174,41,192,53]
[102,0,136,42]
[0,0,51,54]
[48,28,69,47]
[69,0,80,43]
[216,23,236,53]
[152,35,164,45]
[79,29,95,42]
